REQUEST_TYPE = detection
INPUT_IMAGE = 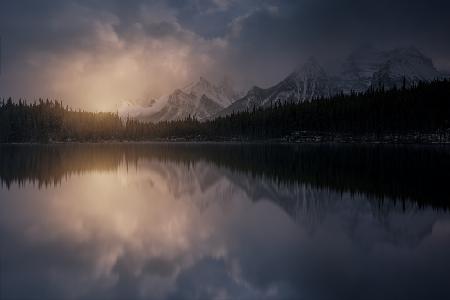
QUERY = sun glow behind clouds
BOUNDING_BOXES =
[10,3,227,112]
[3,0,450,112]
[30,37,222,112]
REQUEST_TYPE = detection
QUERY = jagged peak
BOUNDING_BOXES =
[291,57,327,79]
[182,76,214,93]
[304,56,323,70]
[295,56,319,68]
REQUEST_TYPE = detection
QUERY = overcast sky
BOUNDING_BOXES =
[1,0,450,110]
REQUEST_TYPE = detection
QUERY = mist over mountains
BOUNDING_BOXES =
[119,46,445,122]
[119,76,243,122]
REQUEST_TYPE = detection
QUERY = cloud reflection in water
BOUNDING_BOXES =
[0,144,449,300]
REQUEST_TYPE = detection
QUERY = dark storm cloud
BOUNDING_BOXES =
[2,0,450,64]
[1,0,450,108]
[220,0,450,85]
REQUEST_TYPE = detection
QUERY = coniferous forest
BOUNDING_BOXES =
[1,80,450,143]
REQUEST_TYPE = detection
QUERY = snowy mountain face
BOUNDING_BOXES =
[339,45,388,93]
[182,77,239,108]
[219,58,336,116]
[339,46,442,92]
[370,47,442,89]
[120,46,444,121]
[219,47,444,117]
[119,77,240,123]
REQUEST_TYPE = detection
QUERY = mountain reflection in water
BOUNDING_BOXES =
[0,143,449,300]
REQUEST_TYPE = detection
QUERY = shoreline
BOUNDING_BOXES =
[1,138,450,146]
[2,131,450,145]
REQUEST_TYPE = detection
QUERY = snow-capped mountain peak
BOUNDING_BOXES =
[339,45,442,92]
[339,45,386,92]
[218,58,334,117]
[219,46,445,118]
[119,76,240,123]
[371,47,441,89]
[293,57,324,74]
[183,77,213,94]
[120,46,445,122]
[290,57,328,83]
[180,76,238,108]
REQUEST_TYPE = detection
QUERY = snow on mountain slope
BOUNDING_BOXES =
[119,77,241,122]
[120,46,444,121]
[339,46,442,92]
[182,77,238,108]
[339,45,388,93]
[371,47,442,89]
[219,58,335,116]
[219,47,444,117]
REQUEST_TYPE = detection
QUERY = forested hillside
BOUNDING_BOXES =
[1,80,449,143]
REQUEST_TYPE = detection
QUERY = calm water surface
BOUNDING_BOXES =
[0,143,449,300]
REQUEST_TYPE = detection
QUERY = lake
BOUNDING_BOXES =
[0,143,449,300]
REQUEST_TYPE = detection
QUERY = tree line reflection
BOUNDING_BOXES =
[0,143,448,209]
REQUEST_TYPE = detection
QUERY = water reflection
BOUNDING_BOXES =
[0,143,449,300]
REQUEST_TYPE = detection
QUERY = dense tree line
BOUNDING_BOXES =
[202,80,450,141]
[0,99,123,142]
[1,80,450,142]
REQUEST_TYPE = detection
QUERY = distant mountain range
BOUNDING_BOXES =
[119,46,446,122]
[219,57,337,117]
[119,77,242,122]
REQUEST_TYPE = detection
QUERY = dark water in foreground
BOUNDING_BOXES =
[0,143,449,300]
